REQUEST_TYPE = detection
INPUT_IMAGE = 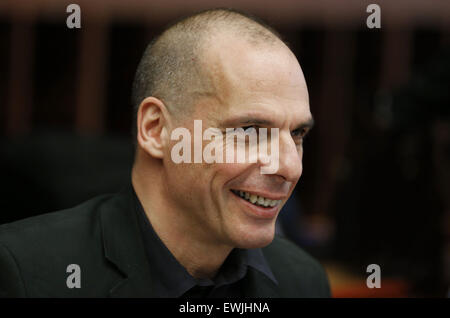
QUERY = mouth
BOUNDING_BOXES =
[230,189,283,209]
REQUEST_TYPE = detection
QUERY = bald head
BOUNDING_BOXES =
[131,8,289,138]
[131,8,312,256]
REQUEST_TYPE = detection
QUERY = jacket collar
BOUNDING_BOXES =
[100,183,156,297]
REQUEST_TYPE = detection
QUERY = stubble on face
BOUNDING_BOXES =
[163,33,311,249]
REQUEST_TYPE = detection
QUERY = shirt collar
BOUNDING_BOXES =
[245,248,278,285]
[131,185,278,297]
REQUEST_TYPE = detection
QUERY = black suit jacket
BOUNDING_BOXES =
[0,186,331,297]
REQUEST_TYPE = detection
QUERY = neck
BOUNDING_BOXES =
[131,160,232,279]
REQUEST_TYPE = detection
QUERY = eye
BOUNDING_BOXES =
[223,126,258,135]
[291,128,307,139]
[242,125,258,132]
[229,126,258,133]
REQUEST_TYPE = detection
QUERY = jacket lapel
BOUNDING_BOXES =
[99,185,156,297]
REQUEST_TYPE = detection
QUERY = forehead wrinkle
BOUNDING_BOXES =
[195,33,310,133]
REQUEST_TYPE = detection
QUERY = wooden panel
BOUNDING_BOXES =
[312,30,356,216]
[379,30,413,90]
[6,16,35,136]
[75,19,109,134]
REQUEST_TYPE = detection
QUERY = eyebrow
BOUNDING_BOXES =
[222,115,315,131]
[293,117,315,132]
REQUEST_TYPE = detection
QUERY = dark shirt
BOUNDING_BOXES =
[132,186,278,297]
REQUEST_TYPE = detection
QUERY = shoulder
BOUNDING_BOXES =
[0,193,116,297]
[0,193,113,246]
[262,235,331,297]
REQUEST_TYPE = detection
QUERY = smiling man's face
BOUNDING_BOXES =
[161,36,313,249]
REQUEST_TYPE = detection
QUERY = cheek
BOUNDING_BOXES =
[166,162,203,188]
[213,162,253,189]
[216,161,248,174]
[164,160,222,207]
[165,167,212,218]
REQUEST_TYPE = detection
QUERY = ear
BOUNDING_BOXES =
[136,97,169,159]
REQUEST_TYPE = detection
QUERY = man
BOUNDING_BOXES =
[0,9,330,297]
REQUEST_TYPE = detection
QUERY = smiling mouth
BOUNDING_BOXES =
[230,189,282,208]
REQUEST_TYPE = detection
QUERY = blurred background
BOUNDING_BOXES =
[0,0,449,297]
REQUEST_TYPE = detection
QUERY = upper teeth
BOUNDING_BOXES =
[233,190,281,208]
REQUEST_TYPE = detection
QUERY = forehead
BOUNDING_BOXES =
[196,35,311,125]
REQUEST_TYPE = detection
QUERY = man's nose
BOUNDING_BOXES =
[273,132,303,183]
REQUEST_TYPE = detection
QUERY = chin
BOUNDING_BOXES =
[231,223,276,249]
